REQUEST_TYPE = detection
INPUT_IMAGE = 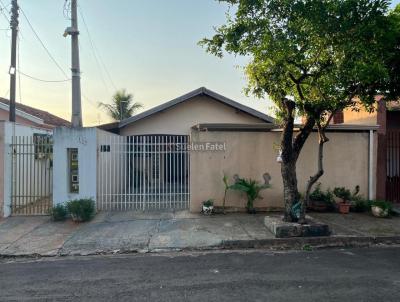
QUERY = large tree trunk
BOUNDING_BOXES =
[280,99,316,222]
[281,160,299,222]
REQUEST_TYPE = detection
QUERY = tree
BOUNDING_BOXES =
[99,90,143,121]
[200,0,400,222]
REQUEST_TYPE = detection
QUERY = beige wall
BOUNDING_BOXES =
[120,96,265,136]
[343,107,378,125]
[190,130,375,212]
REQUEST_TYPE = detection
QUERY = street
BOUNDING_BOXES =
[0,246,399,301]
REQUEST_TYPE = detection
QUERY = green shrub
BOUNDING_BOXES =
[333,187,352,201]
[351,196,370,213]
[66,198,96,222]
[48,204,67,221]
[370,200,393,212]
[203,199,214,207]
[309,183,336,211]
[229,177,270,212]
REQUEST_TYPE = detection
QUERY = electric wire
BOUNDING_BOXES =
[17,70,71,83]
[0,0,10,23]
[78,5,117,92]
[19,7,69,79]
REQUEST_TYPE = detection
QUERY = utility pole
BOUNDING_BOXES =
[9,0,19,122]
[64,0,82,127]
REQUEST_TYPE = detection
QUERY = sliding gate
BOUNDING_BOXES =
[387,130,400,203]
[10,135,53,215]
[97,135,190,211]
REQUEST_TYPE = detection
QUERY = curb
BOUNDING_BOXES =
[1,236,400,259]
[221,236,400,250]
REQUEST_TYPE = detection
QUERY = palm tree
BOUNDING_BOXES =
[99,90,143,121]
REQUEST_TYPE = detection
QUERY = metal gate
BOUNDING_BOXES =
[97,135,190,211]
[387,130,400,203]
[11,135,53,215]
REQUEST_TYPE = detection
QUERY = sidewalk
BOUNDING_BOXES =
[0,211,399,257]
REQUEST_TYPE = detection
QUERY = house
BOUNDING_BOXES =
[0,98,71,129]
[0,99,70,217]
[333,98,400,203]
[80,87,377,213]
[2,88,380,217]
[98,87,275,135]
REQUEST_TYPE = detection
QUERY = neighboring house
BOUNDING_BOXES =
[0,99,70,217]
[333,98,400,202]
[0,98,71,130]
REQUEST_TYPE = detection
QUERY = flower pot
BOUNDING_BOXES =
[202,205,214,215]
[338,203,351,214]
[308,200,329,212]
[371,206,389,218]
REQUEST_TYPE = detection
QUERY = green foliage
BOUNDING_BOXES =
[302,244,313,252]
[351,197,370,213]
[48,204,67,221]
[98,89,143,121]
[333,187,352,202]
[370,200,393,212]
[309,183,335,211]
[203,199,214,207]
[200,0,400,124]
[229,178,270,210]
[66,199,96,222]
[222,174,230,212]
[310,183,334,203]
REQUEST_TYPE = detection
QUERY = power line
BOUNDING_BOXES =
[18,70,71,83]
[0,0,10,23]
[19,7,69,79]
[82,93,101,109]
[78,5,117,92]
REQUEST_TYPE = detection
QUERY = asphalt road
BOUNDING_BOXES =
[0,247,399,302]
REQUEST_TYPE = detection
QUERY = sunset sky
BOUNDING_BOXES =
[1,0,399,126]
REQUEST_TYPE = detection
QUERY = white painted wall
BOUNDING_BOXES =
[1,121,51,217]
[53,127,97,205]
[96,129,125,210]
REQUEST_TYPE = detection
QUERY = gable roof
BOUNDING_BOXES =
[119,87,275,128]
[0,98,71,128]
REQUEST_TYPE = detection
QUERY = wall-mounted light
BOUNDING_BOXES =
[9,66,16,75]
[276,150,283,163]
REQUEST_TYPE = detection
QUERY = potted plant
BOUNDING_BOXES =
[308,184,335,212]
[202,199,214,215]
[333,187,352,214]
[229,177,270,214]
[370,200,392,218]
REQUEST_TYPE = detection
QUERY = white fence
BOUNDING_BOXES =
[11,135,53,215]
[97,135,190,211]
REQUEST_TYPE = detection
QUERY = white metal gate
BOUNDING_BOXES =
[97,135,190,211]
[11,135,53,215]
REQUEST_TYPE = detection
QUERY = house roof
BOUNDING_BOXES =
[0,98,71,128]
[119,87,275,128]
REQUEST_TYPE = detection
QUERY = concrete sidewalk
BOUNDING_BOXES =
[0,211,399,257]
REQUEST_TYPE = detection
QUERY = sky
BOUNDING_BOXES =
[0,0,399,126]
